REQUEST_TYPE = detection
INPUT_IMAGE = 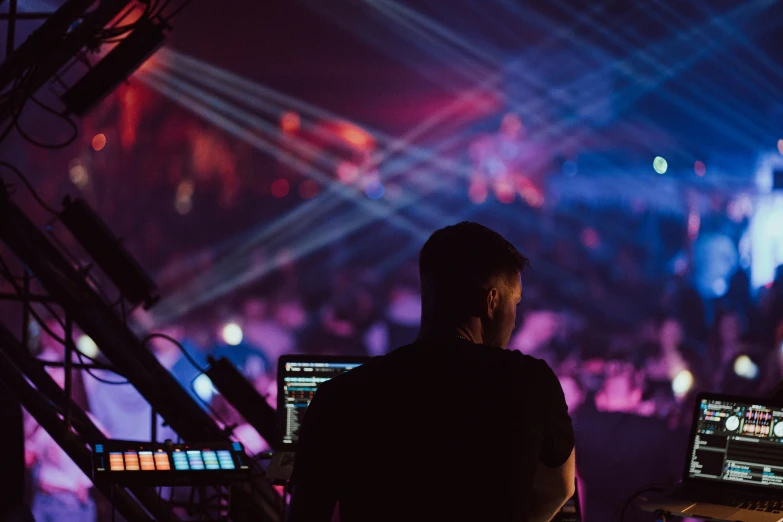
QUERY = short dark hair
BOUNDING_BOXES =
[419,222,529,296]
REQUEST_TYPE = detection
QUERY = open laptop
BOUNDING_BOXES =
[639,393,783,522]
[265,354,369,483]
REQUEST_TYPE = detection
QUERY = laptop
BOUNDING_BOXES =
[639,393,783,522]
[265,354,369,483]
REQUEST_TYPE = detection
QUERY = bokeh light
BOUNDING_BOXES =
[221,322,243,346]
[521,187,544,208]
[271,178,290,198]
[92,133,107,151]
[175,180,194,215]
[335,122,374,149]
[778,139,783,156]
[687,211,700,239]
[494,178,515,204]
[733,355,759,380]
[280,111,301,133]
[336,162,360,184]
[500,112,523,137]
[299,179,320,199]
[671,369,693,399]
[694,160,706,177]
[192,374,215,402]
[76,335,99,358]
[175,197,193,215]
[653,156,668,174]
[69,160,89,189]
[711,278,728,297]
[581,228,600,249]
[177,180,194,199]
[364,180,385,200]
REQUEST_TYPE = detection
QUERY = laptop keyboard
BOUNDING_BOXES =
[727,499,783,513]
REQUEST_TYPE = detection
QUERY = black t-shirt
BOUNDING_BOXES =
[289,338,574,522]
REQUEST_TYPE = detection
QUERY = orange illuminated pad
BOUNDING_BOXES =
[153,451,170,470]
[124,452,140,470]
[109,452,124,471]
[139,451,155,471]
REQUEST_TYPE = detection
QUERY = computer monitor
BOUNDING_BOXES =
[277,355,369,447]
[686,394,783,491]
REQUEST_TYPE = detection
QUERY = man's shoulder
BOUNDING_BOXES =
[323,344,550,387]
[501,347,543,364]
[388,341,549,373]
[497,348,553,377]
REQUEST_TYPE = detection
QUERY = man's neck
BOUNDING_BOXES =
[417,321,482,344]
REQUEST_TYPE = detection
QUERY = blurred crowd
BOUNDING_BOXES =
[22,256,783,521]
[19,198,783,520]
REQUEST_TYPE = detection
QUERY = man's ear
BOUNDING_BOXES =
[485,287,500,319]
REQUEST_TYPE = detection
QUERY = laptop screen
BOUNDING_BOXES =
[687,395,783,490]
[277,355,368,446]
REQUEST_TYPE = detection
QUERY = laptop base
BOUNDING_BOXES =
[639,486,783,522]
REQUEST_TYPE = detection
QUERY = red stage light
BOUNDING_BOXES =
[280,112,301,133]
[336,162,360,184]
[332,122,373,150]
[694,161,706,177]
[341,128,369,147]
[92,133,107,151]
[271,178,290,198]
[494,178,515,204]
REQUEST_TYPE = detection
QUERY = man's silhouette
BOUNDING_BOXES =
[288,222,575,522]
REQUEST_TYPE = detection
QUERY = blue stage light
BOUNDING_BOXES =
[364,180,385,200]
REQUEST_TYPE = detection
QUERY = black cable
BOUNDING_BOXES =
[98,0,158,39]
[0,256,62,340]
[76,350,129,385]
[0,279,130,386]
[27,302,129,384]
[150,0,172,17]
[14,96,79,150]
[0,161,59,215]
[618,483,669,522]
[0,252,130,386]
[0,114,17,144]
[141,333,240,439]
[0,66,37,147]
[143,332,207,373]
[0,91,25,145]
